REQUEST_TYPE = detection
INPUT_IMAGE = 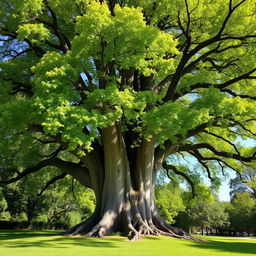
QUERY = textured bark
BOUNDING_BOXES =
[64,124,195,240]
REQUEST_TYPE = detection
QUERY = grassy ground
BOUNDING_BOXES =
[0,230,256,256]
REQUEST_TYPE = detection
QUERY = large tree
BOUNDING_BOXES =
[0,0,256,240]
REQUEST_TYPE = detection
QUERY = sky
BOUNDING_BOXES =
[218,179,233,202]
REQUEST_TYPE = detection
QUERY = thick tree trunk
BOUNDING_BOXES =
[64,124,193,240]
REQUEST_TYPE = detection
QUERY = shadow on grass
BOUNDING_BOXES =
[0,230,120,249]
[188,238,256,255]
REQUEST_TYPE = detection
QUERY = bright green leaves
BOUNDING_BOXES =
[142,85,255,145]
[72,2,179,78]
[142,100,210,144]
[192,87,255,121]
[17,24,51,43]
[31,52,94,153]
[15,0,44,20]
[155,183,185,223]
[1,0,256,157]
[85,84,160,127]
[32,52,81,110]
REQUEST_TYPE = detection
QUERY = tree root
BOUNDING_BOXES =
[63,217,202,241]
[63,211,202,241]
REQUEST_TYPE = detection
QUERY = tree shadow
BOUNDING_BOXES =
[188,238,256,255]
[143,236,162,240]
[0,230,121,248]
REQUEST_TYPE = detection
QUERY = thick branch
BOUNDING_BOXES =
[154,120,219,167]
[42,0,71,52]
[163,0,251,102]
[2,158,92,188]
[2,158,60,184]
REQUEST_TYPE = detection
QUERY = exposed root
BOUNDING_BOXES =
[86,225,106,238]
[63,206,201,241]
[63,213,203,242]
[152,216,203,241]
[127,224,140,241]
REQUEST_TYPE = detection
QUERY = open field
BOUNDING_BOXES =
[0,230,256,256]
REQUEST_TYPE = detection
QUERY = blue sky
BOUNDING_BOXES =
[218,177,234,202]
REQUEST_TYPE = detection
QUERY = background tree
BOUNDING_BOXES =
[188,199,229,235]
[155,182,185,224]
[0,188,10,221]
[228,192,256,235]
[1,173,95,228]
[230,168,256,199]
[0,0,256,240]
[174,187,229,235]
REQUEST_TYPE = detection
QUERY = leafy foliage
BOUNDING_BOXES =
[155,183,185,223]
[228,192,256,233]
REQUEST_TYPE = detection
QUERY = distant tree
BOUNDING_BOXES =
[155,182,185,224]
[189,199,229,235]
[0,188,10,221]
[228,192,256,235]
[230,168,256,199]
[2,172,95,227]
[175,191,229,235]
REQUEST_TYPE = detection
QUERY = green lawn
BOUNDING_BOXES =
[0,230,256,256]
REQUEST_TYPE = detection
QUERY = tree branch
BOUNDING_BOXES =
[182,142,256,162]
[175,67,256,98]
[42,0,71,52]
[37,172,67,196]
[163,0,251,102]
[202,131,241,155]
[1,158,92,188]
[162,161,196,198]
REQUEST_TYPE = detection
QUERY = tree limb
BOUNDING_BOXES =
[1,158,92,188]
[37,172,67,196]
[181,142,256,162]
[162,161,196,198]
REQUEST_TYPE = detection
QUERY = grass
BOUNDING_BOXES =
[0,230,256,256]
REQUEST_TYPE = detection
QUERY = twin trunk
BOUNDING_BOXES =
[65,124,187,240]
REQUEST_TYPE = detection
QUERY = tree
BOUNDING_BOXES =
[230,168,256,199]
[0,188,10,221]
[228,192,256,235]
[0,0,256,240]
[2,171,95,228]
[188,199,229,235]
[155,182,185,224]
[174,187,229,235]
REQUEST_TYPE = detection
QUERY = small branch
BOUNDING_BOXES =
[203,131,241,155]
[183,142,256,162]
[221,89,256,100]
[229,118,256,136]
[176,67,256,98]
[162,161,196,198]
[42,0,71,52]
[38,172,67,196]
